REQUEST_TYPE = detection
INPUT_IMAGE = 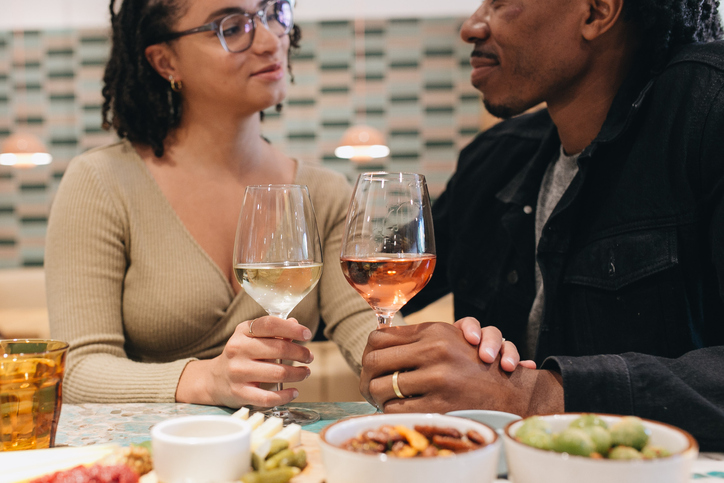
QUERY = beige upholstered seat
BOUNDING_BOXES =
[0,268,50,339]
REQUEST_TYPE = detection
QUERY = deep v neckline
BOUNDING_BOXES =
[126,142,301,302]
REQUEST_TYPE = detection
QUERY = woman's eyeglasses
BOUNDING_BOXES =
[151,0,294,53]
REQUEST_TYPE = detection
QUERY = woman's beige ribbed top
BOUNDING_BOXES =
[45,141,378,403]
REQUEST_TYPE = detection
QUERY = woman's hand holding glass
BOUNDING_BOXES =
[176,316,313,408]
[215,317,313,407]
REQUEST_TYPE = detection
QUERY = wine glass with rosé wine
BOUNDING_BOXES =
[233,185,323,425]
[340,172,436,328]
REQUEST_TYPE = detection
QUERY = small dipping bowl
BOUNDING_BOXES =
[151,415,251,483]
[447,409,521,477]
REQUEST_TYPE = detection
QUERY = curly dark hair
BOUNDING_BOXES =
[102,0,302,157]
[623,0,723,72]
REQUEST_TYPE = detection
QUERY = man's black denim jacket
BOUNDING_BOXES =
[405,41,724,450]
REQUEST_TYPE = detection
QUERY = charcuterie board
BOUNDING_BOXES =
[295,431,325,483]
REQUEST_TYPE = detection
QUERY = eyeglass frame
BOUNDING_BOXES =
[149,0,295,53]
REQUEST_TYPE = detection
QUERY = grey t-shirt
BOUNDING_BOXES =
[524,146,581,360]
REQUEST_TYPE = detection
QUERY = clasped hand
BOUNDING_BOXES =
[176,316,313,408]
[360,319,563,416]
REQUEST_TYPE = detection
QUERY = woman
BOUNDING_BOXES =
[46,0,525,407]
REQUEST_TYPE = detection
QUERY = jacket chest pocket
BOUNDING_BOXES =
[564,227,678,290]
[560,227,693,357]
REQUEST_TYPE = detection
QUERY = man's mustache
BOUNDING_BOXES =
[471,49,500,62]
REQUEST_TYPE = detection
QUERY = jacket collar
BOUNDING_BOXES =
[582,64,654,156]
[495,123,559,206]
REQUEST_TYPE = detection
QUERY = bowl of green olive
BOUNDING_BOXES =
[502,413,698,483]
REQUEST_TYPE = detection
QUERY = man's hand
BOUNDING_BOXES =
[454,317,537,371]
[360,322,564,416]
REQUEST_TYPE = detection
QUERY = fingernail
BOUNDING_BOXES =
[470,332,481,344]
[485,347,495,360]
[292,390,299,399]
[307,353,314,364]
[504,357,515,367]
[302,328,312,341]
[305,368,311,379]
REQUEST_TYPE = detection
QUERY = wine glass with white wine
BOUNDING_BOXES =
[340,172,436,328]
[233,184,322,425]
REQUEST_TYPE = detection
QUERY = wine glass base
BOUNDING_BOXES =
[255,406,321,426]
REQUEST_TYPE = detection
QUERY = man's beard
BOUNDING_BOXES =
[482,98,524,120]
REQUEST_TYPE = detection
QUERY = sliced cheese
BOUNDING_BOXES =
[246,412,266,430]
[252,416,283,440]
[231,407,250,420]
[251,416,283,451]
[273,423,302,448]
[253,439,273,461]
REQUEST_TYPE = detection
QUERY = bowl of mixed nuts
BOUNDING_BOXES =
[318,413,501,483]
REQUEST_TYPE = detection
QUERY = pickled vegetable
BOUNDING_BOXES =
[569,414,608,430]
[251,452,264,472]
[609,445,644,460]
[264,449,296,470]
[290,449,307,469]
[516,416,552,441]
[584,425,613,455]
[518,429,554,450]
[268,439,290,458]
[610,417,650,451]
[247,428,305,483]
[642,445,671,459]
[241,467,301,483]
[552,428,596,457]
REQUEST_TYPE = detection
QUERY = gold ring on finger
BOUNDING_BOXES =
[249,319,256,336]
[392,370,406,399]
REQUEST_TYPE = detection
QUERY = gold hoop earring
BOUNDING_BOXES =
[169,75,183,92]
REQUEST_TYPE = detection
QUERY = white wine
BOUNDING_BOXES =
[234,263,323,318]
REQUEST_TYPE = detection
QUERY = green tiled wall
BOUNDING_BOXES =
[0,18,482,268]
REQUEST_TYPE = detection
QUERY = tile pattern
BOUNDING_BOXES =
[0,18,482,268]
[55,402,377,446]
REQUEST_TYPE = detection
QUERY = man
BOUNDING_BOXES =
[360,0,724,451]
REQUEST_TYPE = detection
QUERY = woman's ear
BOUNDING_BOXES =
[144,43,179,82]
[581,0,624,41]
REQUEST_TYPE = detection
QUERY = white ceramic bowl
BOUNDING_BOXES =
[151,415,252,483]
[319,413,501,483]
[503,413,698,483]
[447,409,521,477]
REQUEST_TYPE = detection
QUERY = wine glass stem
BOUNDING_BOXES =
[274,358,283,392]
[377,314,393,328]
[267,312,289,401]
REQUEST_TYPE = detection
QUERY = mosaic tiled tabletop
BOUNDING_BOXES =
[55,402,376,447]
